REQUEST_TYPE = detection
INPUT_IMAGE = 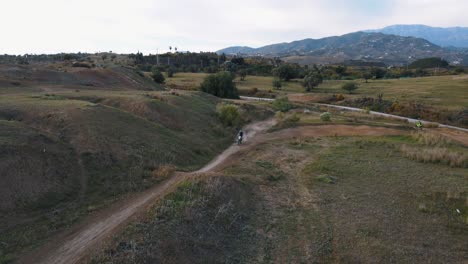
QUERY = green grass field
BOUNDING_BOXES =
[165,72,468,110]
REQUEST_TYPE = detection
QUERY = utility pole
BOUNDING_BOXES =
[156,49,160,66]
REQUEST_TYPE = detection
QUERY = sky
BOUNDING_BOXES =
[1,0,467,54]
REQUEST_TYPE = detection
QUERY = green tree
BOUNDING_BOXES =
[167,67,175,78]
[151,66,165,83]
[341,82,358,94]
[335,66,347,77]
[272,78,282,89]
[371,67,387,79]
[362,72,372,83]
[302,72,323,91]
[238,69,247,81]
[272,64,297,81]
[200,71,239,99]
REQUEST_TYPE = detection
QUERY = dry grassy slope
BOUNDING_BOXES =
[0,63,160,92]
[0,92,235,211]
[0,91,249,261]
[0,120,80,211]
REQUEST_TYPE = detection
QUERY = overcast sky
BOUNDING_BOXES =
[1,0,467,54]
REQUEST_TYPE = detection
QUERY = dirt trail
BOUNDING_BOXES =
[20,122,409,264]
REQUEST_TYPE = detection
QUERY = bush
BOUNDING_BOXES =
[272,78,282,89]
[151,66,165,83]
[200,71,239,99]
[217,104,241,127]
[341,82,358,94]
[284,113,300,124]
[272,97,292,112]
[320,112,331,121]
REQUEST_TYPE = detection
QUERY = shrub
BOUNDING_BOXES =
[200,71,239,99]
[272,97,292,112]
[217,104,241,127]
[72,62,92,68]
[284,113,300,124]
[272,78,282,89]
[320,112,331,121]
[151,67,165,83]
[341,82,358,94]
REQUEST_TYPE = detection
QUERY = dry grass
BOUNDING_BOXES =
[400,145,467,168]
[411,131,453,146]
[152,165,176,179]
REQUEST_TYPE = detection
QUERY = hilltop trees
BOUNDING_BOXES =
[409,57,448,69]
[200,71,239,99]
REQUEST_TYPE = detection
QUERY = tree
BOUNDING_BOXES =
[151,66,165,83]
[167,67,175,78]
[272,64,297,81]
[341,82,358,94]
[200,71,239,99]
[362,72,372,83]
[238,69,247,81]
[302,72,323,91]
[335,66,347,77]
[272,78,282,89]
[371,67,387,79]
[409,57,448,69]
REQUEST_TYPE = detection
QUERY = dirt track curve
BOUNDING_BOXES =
[19,121,425,264]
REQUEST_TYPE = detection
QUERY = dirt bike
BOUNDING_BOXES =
[237,135,243,145]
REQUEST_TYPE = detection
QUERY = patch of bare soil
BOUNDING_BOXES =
[431,127,468,146]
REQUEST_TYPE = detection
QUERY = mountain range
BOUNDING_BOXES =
[365,24,468,48]
[217,25,468,66]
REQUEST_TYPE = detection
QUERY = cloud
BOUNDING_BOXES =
[0,0,466,54]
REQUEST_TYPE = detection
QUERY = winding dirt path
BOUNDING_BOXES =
[20,121,410,264]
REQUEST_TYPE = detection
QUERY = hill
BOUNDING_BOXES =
[0,62,160,92]
[218,32,468,66]
[366,24,468,48]
[0,67,274,261]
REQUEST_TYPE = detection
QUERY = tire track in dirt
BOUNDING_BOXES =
[19,121,409,264]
